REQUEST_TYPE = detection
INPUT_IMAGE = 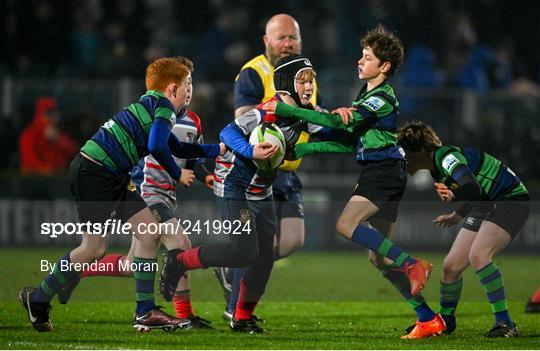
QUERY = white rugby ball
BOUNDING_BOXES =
[248,123,286,171]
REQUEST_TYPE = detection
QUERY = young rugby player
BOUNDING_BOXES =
[398,121,529,338]
[56,57,213,329]
[215,14,326,321]
[160,55,333,333]
[19,57,225,332]
[262,26,440,339]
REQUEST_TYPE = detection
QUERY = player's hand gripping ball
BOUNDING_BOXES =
[249,123,286,171]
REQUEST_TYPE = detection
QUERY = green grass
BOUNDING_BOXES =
[1,248,539,349]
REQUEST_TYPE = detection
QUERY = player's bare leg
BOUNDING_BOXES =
[274,217,305,260]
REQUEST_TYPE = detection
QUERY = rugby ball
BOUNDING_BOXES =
[249,123,286,171]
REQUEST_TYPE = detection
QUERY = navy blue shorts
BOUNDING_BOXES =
[352,159,407,223]
[68,153,146,224]
[149,202,176,223]
[273,190,304,219]
[216,197,277,238]
[461,196,529,239]
[273,171,304,219]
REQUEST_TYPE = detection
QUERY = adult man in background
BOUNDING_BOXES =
[214,13,324,319]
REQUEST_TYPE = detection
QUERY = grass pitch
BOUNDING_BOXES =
[1,248,539,349]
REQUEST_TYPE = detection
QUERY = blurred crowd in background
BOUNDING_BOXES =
[1,0,539,194]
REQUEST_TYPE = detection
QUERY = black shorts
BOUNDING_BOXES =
[149,202,176,224]
[273,190,304,219]
[352,159,407,223]
[68,153,146,224]
[461,196,530,239]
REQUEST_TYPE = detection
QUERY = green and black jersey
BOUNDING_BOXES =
[275,80,404,162]
[432,145,528,200]
[80,90,176,175]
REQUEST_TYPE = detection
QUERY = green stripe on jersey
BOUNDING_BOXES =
[508,182,528,197]
[104,121,139,165]
[127,103,153,135]
[155,106,175,123]
[360,129,395,150]
[80,140,117,171]
[477,153,500,195]
[352,82,399,151]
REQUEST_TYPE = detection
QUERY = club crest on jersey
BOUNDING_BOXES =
[442,154,460,173]
[362,96,384,111]
[151,209,161,223]
[127,180,137,192]
[239,209,251,224]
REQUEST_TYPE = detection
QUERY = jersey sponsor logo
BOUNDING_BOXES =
[362,96,385,111]
[442,154,460,173]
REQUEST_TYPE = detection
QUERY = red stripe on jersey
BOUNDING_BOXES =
[145,162,164,170]
[142,192,161,197]
[247,186,265,194]
[216,160,233,169]
[213,174,223,184]
[186,109,202,136]
[258,95,279,124]
[146,178,176,191]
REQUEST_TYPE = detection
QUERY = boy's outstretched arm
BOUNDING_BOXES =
[167,132,221,159]
[149,119,221,180]
[267,101,375,130]
[294,138,356,159]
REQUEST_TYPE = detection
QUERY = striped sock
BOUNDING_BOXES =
[134,257,157,315]
[383,268,435,322]
[351,225,416,267]
[439,278,463,316]
[475,262,512,325]
[31,253,80,303]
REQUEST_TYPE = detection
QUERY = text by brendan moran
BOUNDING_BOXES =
[40,259,158,273]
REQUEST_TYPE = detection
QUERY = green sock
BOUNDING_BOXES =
[439,278,463,316]
[475,262,512,325]
[134,257,157,315]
